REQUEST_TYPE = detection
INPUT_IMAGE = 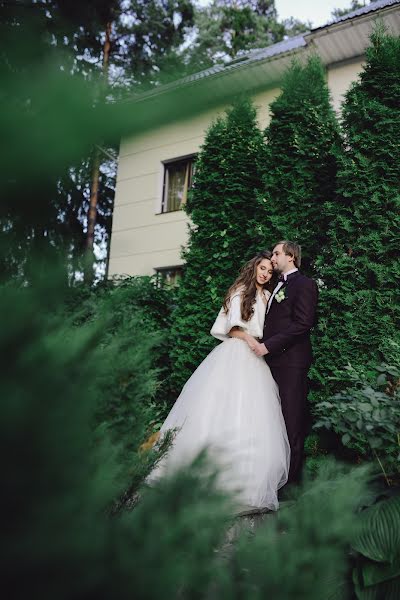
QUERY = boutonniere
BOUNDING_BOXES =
[275,289,286,303]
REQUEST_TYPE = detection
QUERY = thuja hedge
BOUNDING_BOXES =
[312,28,400,405]
[256,55,342,274]
[169,98,267,394]
[157,31,399,473]
[169,59,344,396]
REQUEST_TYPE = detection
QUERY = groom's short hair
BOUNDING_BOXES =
[277,240,302,268]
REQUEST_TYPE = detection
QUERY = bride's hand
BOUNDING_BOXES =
[244,334,258,351]
[228,329,258,350]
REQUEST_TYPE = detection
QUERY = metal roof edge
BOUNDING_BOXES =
[123,0,400,105]
[311,0,400,32]
[123,38,308,105]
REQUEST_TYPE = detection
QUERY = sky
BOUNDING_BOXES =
[197,0,365,28]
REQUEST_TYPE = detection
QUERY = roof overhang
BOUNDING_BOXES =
[307,1,400,65]
[116,1,400,136]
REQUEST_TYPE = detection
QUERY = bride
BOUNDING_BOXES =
[147,251,290,512]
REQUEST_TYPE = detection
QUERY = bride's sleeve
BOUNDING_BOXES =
[210,293,246,341]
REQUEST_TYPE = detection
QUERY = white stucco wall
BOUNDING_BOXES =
[108,59,363,278]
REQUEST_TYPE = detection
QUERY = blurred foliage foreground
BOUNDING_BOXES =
[2,272,400,600]
[2,11,400,599]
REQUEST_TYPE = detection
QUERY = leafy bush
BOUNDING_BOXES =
[220,459,369,600]
[1,268,381,600]
[0,271,234,598]
[352,494,400,599]
[314,352,400,479]
[59,274,182,502]
[64,275,176,409]
[303,433,330,479]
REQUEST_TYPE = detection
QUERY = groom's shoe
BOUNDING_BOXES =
[278,482,300,503]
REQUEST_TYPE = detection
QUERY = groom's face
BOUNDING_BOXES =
[271,244,293,273]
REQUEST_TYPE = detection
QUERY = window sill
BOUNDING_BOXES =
[155,208,184,215]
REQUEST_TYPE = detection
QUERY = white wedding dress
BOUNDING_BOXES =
[147,289,290,511]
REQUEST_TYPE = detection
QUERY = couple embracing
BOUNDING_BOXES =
[148,241,318,513]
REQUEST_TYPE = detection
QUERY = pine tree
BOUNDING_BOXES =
[169,98,266,394]
[257,55,342,273]
[313,27,400,396]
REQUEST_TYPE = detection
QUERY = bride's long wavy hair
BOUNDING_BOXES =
[222,251,275,322]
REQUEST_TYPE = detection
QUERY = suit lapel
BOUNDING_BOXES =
[267,281,287,314]
[266,272,300,315]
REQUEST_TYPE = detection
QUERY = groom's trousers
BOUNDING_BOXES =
[270,366,310,484]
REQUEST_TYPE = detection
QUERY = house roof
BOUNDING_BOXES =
[130,0,400,104]
[172,34,309,88]
[321,0,400,27]
[117,0,400,138]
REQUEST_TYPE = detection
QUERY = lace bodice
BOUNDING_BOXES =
[210,289,270,341]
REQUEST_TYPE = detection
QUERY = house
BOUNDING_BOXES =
[108,0,400,283]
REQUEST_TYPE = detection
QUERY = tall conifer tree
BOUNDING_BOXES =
[313,28,400,394]
[170,98,266,394]
[257,56,342,273]
[0,0,194,283]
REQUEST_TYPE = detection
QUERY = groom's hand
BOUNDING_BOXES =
[253,342,268,357]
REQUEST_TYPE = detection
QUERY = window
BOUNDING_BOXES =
[155,266,183,287]
[161,155,195,213]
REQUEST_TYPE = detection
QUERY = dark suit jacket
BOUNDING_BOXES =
[263,271,318,369]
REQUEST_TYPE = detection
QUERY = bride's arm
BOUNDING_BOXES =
[228,327,258,349]
[211,291,257,350]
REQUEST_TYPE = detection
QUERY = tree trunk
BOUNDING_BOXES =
[85,21,112,282]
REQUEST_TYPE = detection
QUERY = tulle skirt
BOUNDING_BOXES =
[147,338,290,511]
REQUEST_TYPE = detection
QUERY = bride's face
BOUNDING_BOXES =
[255,258,273,287]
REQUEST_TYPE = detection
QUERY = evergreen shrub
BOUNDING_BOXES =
[61,275,181,498]
[220,460,369,600]
[170,98,267,393]
[0,273,235,598]
[313,28,400,409]
[64,274,177,409]
[5,270,388,600]
[256,55,342,273]
[4,270,375,600]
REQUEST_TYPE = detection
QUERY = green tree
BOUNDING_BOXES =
[0,0,195,283]
[313,27,400,400]
[181,0,308,72]
[169,98,267,394]
[256,55,342,273]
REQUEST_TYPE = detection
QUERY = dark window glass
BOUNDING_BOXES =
[161,156,195,213]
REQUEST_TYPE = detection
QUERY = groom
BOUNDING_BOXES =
[251,241,318,484]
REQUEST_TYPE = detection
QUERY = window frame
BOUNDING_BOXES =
[154,265,183,287]
[159,153,196,214]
